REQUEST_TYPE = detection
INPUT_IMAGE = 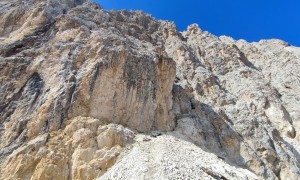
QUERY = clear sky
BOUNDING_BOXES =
[94,0,300,46]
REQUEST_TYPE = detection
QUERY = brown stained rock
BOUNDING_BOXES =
[1,117,135,180]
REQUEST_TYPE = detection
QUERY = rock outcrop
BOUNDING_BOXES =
[0,0,299,179]
[1,116,135,180]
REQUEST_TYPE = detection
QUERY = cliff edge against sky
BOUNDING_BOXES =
[0,0,299,179]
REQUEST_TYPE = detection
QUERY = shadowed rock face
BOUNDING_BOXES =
[0,0,299,179]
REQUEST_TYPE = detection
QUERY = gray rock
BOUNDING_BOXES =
[0,0,299,179]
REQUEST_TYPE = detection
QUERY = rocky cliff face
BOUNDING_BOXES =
[0,0,299,179]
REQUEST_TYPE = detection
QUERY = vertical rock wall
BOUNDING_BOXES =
[0,1,299,179]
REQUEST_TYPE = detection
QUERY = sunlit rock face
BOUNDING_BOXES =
[0,0,299,179]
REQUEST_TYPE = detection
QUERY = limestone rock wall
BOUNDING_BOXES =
[0,0,299,179]
[1,116,135,180]
[170,24,300,178]
[0,0,176,151]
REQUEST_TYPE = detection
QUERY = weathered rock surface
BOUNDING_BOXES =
[1,116,135,180]
[0,0,299,179]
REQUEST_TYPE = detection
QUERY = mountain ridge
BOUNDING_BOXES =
[0,0,299,179]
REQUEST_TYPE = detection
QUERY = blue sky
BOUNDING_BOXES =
[95,0,300,46]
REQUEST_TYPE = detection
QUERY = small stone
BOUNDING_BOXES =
[150,131,162,137]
